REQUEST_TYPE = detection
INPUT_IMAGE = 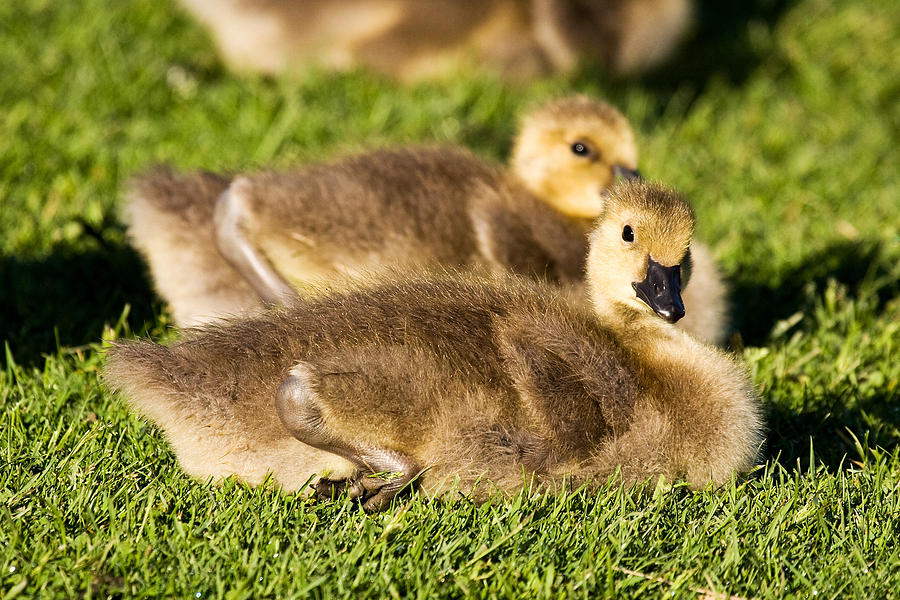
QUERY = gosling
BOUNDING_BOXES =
[178,0,692,81]
[105,181,763,512]
[127,96,728,343]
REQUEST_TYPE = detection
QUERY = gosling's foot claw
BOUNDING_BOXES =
[358,472,419,512]
[313,477,354,500]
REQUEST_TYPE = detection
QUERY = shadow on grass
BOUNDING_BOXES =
[766,389,900,474]
[729,239,899,346]
[0,232,159,367]
[570,0,796,115]
[735,239,900,473]
[642,0,796,90]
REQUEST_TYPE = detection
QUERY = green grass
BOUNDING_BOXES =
[2,0,899,597]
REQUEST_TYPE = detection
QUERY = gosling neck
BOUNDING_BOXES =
[591,298,682,347]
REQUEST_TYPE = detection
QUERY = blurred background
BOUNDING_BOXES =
[176,0,696,81]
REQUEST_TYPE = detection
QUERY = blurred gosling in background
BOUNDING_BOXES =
[179,0,693,81]
[126,96,727,343]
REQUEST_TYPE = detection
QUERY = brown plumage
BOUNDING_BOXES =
[126,96,728,343]
[124,170,261,324]
[178,0,692,81]
[105,182,763,511]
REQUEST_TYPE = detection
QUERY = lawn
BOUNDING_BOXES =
[2,0,899,597]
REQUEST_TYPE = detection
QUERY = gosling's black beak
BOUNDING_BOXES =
[632,258,685,323]
[613,165,642,181]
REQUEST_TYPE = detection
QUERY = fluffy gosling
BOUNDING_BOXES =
[105,181,762,511]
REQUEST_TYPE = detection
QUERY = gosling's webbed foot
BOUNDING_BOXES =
[355,468,419,513]
[312,469,419,512]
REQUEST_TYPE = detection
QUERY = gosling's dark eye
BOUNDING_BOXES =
[622,225,634,242]
[571,141,592,157]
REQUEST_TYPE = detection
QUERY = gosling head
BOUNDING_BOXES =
[585,181,694,324]
[511,95,640,219]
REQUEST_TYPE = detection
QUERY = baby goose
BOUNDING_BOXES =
[179,0,692,80]
[127,97,728,343]
[105,182,763,511]
[125,96,632,322]
[179,0,546,82]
